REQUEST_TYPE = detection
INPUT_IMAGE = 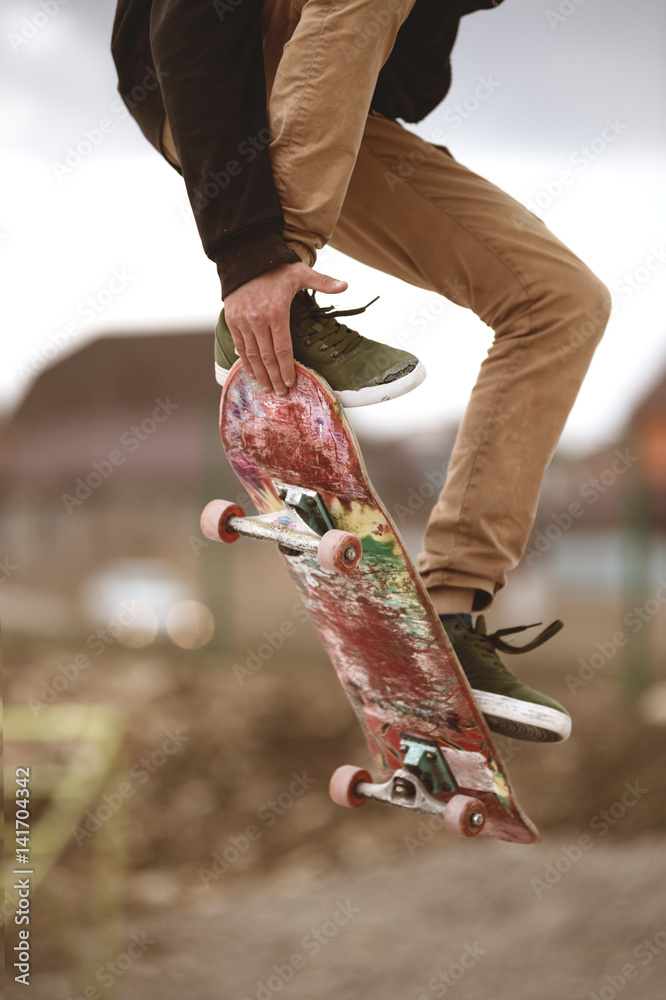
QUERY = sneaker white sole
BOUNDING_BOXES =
[471,689,572,744]
[215,360,427,407]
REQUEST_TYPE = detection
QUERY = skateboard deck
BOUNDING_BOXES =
[207,361,539,845]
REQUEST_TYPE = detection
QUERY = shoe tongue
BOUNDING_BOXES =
[475,614,488,635]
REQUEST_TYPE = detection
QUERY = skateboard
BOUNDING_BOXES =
[201,361,539,845]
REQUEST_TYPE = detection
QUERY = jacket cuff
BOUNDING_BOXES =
[210,224,302,299]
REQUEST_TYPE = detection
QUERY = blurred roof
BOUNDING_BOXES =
[9,329,215,422]
[0,329,220,487]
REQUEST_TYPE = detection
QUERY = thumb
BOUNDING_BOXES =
[303,270,348,295]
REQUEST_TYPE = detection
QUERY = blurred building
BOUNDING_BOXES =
[0,329,452,650]
[1,329,666,673]
[0,331,227,644]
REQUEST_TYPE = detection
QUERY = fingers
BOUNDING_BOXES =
[303,270,348,296]
[269,306,296,390]
[229,324,273,395]
[222,262,348,398]
[229,313,292,397]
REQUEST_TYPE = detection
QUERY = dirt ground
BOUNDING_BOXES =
[22,834,666,1000]
[4,635,666,999]
[113,835,666,1000]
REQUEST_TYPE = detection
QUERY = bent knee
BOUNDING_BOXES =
[547,265,611,367]
[553,261,611,352]
[577,268,612,330]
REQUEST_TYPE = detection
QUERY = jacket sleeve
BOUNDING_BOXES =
[112,0,299,298]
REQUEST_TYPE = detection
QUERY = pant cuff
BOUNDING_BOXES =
[285,239,316,267]
[419,569,496,611]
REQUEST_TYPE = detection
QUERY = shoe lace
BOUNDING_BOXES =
[466,615,564,676]
[292,292,379,358]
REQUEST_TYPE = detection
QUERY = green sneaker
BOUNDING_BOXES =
[441,614,572,743]
[214,291,426,407]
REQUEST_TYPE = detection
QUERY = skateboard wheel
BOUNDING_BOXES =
[200,499,245,543]
[329,766,371,808]
[444,795,486,838]
[317,530,362,574]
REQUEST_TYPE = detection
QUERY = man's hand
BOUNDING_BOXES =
[223,262,348,397]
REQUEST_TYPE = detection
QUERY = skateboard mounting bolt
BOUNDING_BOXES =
[425,751,436,761]
[392,777,415,799]
[306,497,316,508]
[399,743,408,754]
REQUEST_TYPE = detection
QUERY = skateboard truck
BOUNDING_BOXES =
[329,735,487,838]
[274,483,334,536]
[200,497,362,574]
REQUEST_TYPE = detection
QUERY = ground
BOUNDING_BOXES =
[4,636,666,999]
[105,835,666,1000]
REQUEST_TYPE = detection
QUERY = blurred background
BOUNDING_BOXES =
[2,0,666,997]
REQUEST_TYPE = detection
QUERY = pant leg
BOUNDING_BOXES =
[261,0,417,264]
[329,114,611,609]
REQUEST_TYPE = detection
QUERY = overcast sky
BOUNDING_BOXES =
[2,0,665,451]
